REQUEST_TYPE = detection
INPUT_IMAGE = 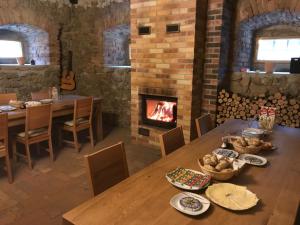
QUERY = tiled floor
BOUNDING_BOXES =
[0,128,161,225]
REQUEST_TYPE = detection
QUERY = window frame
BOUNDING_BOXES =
[0,40,23,59]
[254,36,300,63]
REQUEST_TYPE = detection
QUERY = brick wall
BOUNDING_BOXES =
[201,0,224,117]
[131,0,207,146]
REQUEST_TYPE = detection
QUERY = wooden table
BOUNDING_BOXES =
[62,119,300,225]
[5,95,103,142]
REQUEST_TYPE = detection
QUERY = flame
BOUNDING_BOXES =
[148,101,176,122]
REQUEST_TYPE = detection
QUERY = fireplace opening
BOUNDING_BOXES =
[141,94,177,129]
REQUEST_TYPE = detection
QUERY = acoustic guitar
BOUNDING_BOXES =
[61,50,76,91]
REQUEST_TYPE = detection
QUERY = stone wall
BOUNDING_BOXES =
[234,11,300,71]
[201,0,300,120]
[0,65,60,100]
[68,1,131,127]
[0,0,131,127]
[230,72,300,99]
[103,24,130,66]
[0,0,64,65]
[76,67,131,127]
[0,24,50,65]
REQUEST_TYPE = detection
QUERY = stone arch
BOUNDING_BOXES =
[234,11,300,71]
[0,7,60,65]
[0,24,50,65]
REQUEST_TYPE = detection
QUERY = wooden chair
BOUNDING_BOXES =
[85,142,129,196]
[0,93,17,105]
[12,104,54,169]
[0,113,13,183]
[195,114,214,138]
[60,97,94,152]
[159,126,185,157]
[31,89,51,101]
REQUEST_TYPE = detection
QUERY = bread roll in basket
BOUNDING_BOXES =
[228,136,272,154]
[198,154,245,181]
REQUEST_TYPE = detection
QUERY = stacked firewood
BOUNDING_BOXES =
[216,90,300,128]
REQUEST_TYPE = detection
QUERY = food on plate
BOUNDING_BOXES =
[166,167,211,188]
[205,183,259,210]
[179,197,202,212]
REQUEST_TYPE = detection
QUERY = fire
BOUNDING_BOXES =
[148,101,176,122]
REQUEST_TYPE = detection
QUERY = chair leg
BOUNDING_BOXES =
[48,137,54,161]
[5,155,13,183]
[12,139,17,163]
[25,143,33,170]
[89,126,94,148]
[58,128,63,148]
[73,130,80,152]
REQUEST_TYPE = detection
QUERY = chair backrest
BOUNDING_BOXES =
[26,104,52,134]
[85,142,129,196]
[195,114,214,137]
[31,89,51,101]
[74,97,93,122]
[0,93,17,105]
[159,126,185,157]
[0,113,8,152]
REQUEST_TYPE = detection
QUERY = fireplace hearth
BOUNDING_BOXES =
[141,94,177,129]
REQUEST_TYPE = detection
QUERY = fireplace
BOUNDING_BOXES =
[141,94,177,129]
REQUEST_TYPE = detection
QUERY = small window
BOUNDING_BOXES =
[0,40,23,58]
[257,38,300,61]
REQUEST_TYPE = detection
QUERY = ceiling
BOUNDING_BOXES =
[39,0,126,8]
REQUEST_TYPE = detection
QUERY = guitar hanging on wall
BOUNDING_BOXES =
[61,50,76,91]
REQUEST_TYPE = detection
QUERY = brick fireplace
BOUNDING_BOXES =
[130,0,207,147]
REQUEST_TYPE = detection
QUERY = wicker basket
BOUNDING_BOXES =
[198,159,238,181]
[232,142,262,154]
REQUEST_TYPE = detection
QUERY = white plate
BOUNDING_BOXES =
[170,192,210,216]
[206,183,259,210]
[40,99,53,104]
[238,154,267,166]
[243,128,265,135]
[212,148,239,158]
[0,105,16,111]
[166,168,211,190]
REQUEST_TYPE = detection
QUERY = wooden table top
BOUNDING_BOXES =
[63,119,300,225]
[2,95,102,126]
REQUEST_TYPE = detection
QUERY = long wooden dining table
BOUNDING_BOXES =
[62,119,300,225]
[5,95,103,142]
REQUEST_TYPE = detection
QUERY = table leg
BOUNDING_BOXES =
[94,101,103,142]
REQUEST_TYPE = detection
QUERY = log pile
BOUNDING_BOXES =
[216,90,300,128]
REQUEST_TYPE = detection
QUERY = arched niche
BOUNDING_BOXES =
[0,24,50,65]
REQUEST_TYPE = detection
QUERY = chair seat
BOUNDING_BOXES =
[64,118,89,127]
[17,128,48,138]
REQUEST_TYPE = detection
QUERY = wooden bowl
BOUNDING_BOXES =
[198,159,237,181]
